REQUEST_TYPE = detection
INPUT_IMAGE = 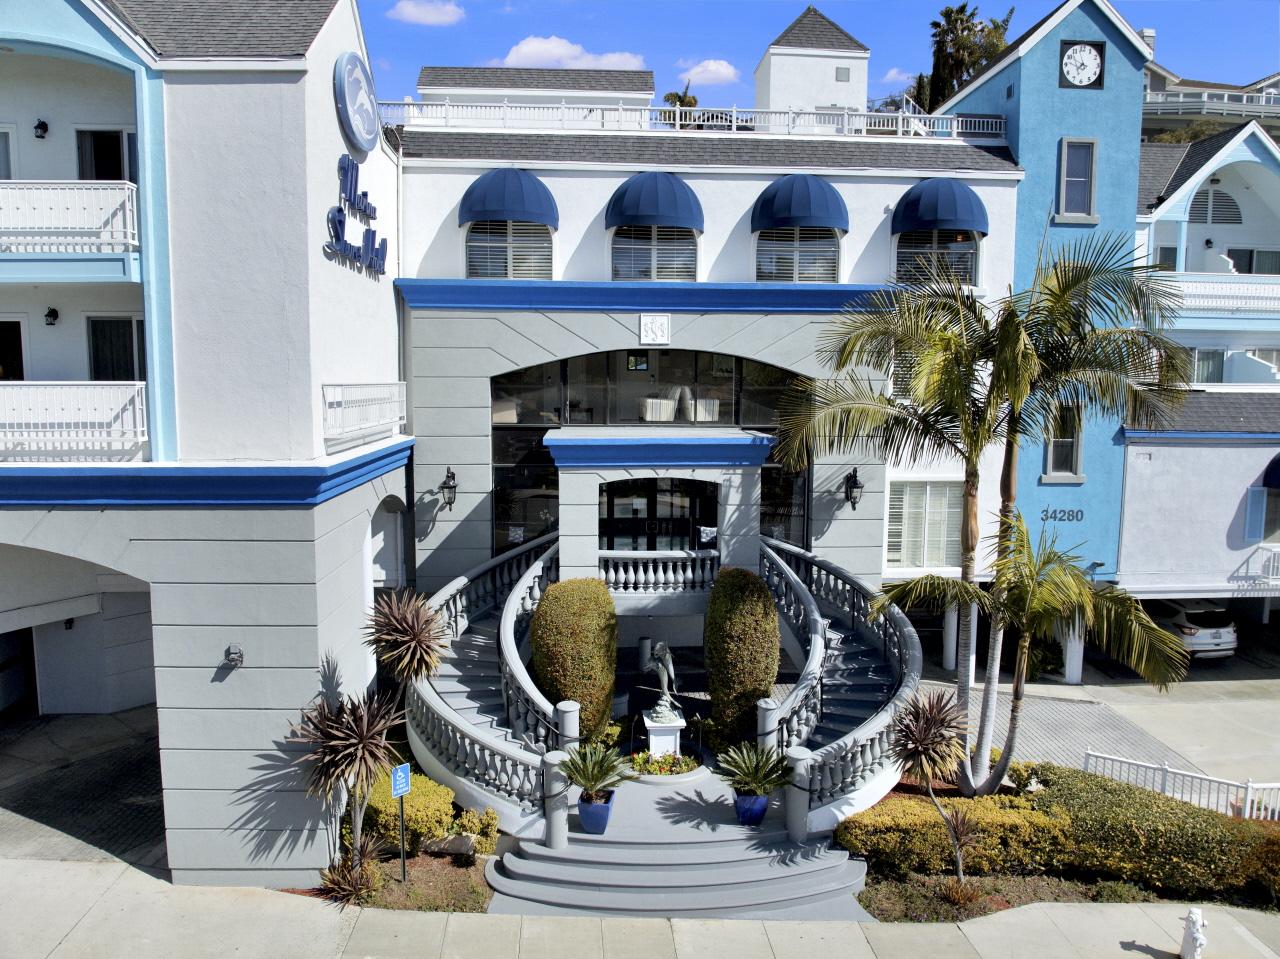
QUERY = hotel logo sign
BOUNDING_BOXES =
[333,51,379,154]
[326,154,387,276]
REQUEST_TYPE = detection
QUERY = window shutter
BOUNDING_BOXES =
[1246,486,1269,543]
[886,484,905,566]
[1210,190,1243,225]
[1189,190,1210,224]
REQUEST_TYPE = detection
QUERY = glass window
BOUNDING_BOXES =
[492,427,557,554]
[1249,349,1280,370]
[741,359,798,427]
[887,481,962,568]
[1155,246,1178,270]
[1193,349,1225,384]
[88,316,145,381]
[0,131,10,180]
[608,349,698,423]
[1060,140,1095,216]
[492,361,560,424]
[694,353,735,424]
[761,454,807,547]
[756,227,840,283]
[895,230,978,284]
[1046,408,1081,476]
[567,353,607,424]
[1228,248,1255,274]
[466,220,552,279]
[835,67,851,82]
[1257,251,1280,275]
[612,225,696,281]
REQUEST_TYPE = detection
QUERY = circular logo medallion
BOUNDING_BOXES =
[333,51,379,153]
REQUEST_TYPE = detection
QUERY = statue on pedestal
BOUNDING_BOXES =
[645,641,679,723]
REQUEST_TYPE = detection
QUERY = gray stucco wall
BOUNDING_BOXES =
[409,307,887,593]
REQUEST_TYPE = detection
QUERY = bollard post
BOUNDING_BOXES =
[785,745,813,844]
[556,700,581,753]
[542,750,570,850]
[757,697,779,753]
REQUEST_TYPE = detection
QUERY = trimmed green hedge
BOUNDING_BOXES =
[531,578,617,741]
[703,567,780,744]
[363,767,500,856]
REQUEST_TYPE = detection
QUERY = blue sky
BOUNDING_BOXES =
[358,0,1280,105]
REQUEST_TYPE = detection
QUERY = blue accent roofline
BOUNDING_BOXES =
[395,279,885,313]
[1125,430,1280,442]
[0,439,413,507]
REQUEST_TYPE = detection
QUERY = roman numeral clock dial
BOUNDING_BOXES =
[1060,42,1104,88]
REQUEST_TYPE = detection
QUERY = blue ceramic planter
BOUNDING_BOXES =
[577,790,615,834]
[734,793,770,827]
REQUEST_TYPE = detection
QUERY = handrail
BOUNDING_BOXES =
[758,543,827,750]
[599,548,719,593]
[762,537,923,809]
[407,532,559,812]
[498,541,561,749]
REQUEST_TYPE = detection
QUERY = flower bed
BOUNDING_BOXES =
[629,751,700,776]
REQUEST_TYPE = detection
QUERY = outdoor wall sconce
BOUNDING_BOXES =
[843,468,865,509]
[43,308,58,326]
[438,467,458,510]
[63,618,74,630]
[1086,561,1105,582]
[1204,238,1215,249]
[33,119,48,139]
[223,644,244,669]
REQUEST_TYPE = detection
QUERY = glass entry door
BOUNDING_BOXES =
[599,478,717,551]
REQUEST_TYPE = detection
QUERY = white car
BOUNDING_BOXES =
[1145,599,1238,660]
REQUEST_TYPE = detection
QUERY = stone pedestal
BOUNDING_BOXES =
[643,708,687,757]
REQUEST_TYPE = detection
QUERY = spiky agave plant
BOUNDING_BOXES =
[889,688,972,882]
[559,743,635,803]
[292,688,404,854]
[364,590,450,703]
[715,742,790,797]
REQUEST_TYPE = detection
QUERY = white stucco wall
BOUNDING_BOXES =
[0,285,144,380]
[755,48,870,112]
[1118,439,1280,596]
[0,53,135,180]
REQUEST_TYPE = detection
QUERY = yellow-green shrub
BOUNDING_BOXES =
[835,793,1069,879]
[364,767,455,855]
[704,567,780,743]
[531,578,617,740]
[456,807,501,856]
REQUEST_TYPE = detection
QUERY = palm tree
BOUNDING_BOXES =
[778,234,1189,794]
[364,589,449,706]
[662,81,697,109]
[889,688,971,881]
[928,4,980,108]
[881,513,1188,788]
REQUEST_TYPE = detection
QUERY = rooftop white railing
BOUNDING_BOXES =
[0,181,139,254]
[321,382,407,443]
[1145,90,1280,118]
[0,381,148,459]
[380,100,1006,140]
[1084,750,1280,820]
[1171,272,1280,315]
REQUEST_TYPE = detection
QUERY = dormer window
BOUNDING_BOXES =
[466,220,553,279]
[611,225,697,281]
[756,227,840,282]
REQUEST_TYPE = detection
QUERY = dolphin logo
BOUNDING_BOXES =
[346,62,377,142]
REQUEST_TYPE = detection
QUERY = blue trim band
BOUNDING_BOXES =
[1125,430,1280,441]
[544,433,774,468]
[395,279,884,313]
[0,439,414,507]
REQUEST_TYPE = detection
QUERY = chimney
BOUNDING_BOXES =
[1140,28,1156,57]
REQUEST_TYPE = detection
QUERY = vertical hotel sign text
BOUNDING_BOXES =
[327,51,387,276]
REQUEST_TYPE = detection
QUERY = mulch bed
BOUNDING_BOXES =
[859,873,1160,923]
[281,853,493,913]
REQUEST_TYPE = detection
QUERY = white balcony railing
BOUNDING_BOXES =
[1172,272,1280,315]
[322,382,407,443]
[379,100,1006,140]
[1245,545,1280,583]
[598,549,720,594]
[0,381,148,459]
[1145,90,1280,119]
[0,181,139,254]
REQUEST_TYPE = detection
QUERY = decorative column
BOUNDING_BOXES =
[542,750,569,850]
[784,745,813,843]
[556,700,580,752]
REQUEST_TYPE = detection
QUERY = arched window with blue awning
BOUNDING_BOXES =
[752,174,847,283]
[891,178,989,285]
[607,172,703,282]
[460,169,557,279]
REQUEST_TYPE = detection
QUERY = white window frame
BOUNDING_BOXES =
[1042,407,1085,483]
[73,124,138,183]
[1056,138,1099,225]
[753,226,841,283]
[464,220,553,280]
[1192,347,1226,384]
[885,479,964,571]
[891,229,981,286]
[610,225,698,282]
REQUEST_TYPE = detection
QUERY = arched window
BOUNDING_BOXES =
[755,227,840,282]
[465,220,552,279]
[611,225,697,281]
[1190,188,1243,225]
[894,229,979,285]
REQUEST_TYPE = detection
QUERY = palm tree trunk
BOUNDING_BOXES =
[986,635,1031,788]
[954,464,981,795]
[972,435,1020,793]
[925,781,965,882]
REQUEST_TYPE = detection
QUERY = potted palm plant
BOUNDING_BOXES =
[715,742,790,826]
[560,743,635,835]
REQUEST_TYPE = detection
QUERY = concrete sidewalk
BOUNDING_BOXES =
[6,858,1280,959]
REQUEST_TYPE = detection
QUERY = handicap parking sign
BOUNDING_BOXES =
[391,763,411,799]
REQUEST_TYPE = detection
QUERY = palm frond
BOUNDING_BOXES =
[876,575,993,619]
[1087,587,1189,689]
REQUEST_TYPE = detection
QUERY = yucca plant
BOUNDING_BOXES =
[889,688,971,882]
[364,589,450,704]
[560,743,635,803]
[319,834,385,906]
[292,688,403,854]
[715,742,791,797]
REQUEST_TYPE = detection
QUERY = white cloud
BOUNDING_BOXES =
[387,0,465,26]
[879,67,914,85]
[493,35,644,70]
[677,58,740,86]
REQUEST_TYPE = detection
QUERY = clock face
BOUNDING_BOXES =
[1062,43,1103,86]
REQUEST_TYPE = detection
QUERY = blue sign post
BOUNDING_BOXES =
[391,762,411,882]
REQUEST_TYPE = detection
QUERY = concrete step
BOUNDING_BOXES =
[822,688,890,702]
[561,825,791,853]
[433,659,503,680]
[808,722,852,748]
[440,688,506,708]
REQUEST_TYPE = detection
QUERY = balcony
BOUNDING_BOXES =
[379,100,1006,141]
[0,381,148,461]
[321,382,407,451]
[1171,272,1280,315]
[1145,90,1280,121]
[0,181,141,283]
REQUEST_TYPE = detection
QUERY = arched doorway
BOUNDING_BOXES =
[599,478,718,552]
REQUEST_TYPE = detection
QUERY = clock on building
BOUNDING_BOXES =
[1059,41,1105,89]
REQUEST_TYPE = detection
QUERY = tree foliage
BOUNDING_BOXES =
[921,3,1015,111]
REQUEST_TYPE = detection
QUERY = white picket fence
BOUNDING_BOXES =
[1084,749,1280,820]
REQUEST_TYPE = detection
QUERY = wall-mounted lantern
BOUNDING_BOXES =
[1204,238,1215,250]
[33,119,48,139]
[43,308,58,326]
[438,467,458,510]
[843,468,865,509]
[223,644,244,668]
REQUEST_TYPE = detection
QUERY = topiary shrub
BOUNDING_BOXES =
[835,793,1069,879]
[364,766,455,856]
[703,567,780,744]
[530,578,617,741]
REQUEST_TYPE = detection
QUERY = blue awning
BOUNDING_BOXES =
[891,178,989,236]
[605,172,704,232]
[458,168,559,229]
[750,174,849,233]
